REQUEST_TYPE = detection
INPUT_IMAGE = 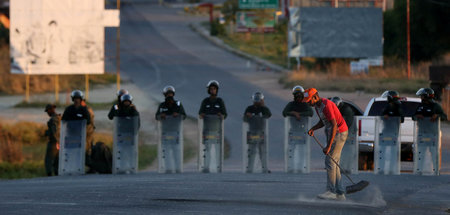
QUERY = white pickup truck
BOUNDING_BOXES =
[357,96,421,170]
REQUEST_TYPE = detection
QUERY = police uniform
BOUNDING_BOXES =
[108,102,120,120]
[62,104,91,172]
[382,101,405,123]
[243,105,272,121]
[282,101,313,117]
[413,101,447,121]
[45,113,61,176]
[198,97,227,118]
[243,104,271,173]
[85,105,95,153]
[62,105,91,123]
[156,100,186,120]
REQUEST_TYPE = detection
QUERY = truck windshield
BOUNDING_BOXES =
[368,101,420,117]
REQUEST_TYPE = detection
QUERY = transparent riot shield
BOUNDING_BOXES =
[339,118,358,174]
[158,115,183,173]
[198,115,224,173]
[242,116,269,173]
[374,116,401,175]
[284,116,311,173]
[413,118,441,175]
[59,120,87,176]
[113,116,139,174]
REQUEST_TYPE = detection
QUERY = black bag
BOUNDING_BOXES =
[89,142,112,174]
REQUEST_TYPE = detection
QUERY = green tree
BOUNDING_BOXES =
[253,9,274,52]
[384,0,450,62]
[221,0,239,24]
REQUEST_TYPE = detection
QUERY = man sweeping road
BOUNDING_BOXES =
[303,88,348,201]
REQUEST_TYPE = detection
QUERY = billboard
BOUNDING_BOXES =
[287,7,300,57]
[288,7,382,58]
[239,0,279,9]
[10,0,120,74]
[236,12,276,33]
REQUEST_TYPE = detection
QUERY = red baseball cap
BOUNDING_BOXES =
[302,88,318,103]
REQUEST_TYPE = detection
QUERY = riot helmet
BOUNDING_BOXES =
[71,90,84,101]
[292,85,305,95]
[416,88,434,99]
[117,89,129,97]
[252,92,264,102]
[206,80,219,94]
[381,90,400,102]
[121,94,133,103]
[163,85,175,96]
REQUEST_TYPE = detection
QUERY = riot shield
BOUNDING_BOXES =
[339,118,358,174]
[113,116,139,174]
[284,116,311,173]
[242,116,269,173]
[198,115,224,173]
[374,116,401,175]
[58,120,87,176]
[158,115,183,173]
[413,118,441,175]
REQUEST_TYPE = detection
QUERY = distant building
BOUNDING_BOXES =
[288,0,394,11]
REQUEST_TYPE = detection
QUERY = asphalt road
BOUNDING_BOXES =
[1,172,449,214]
[111,0,327,171]
[2,1,449,214]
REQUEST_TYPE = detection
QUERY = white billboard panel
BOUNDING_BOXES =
[10,0,120,74]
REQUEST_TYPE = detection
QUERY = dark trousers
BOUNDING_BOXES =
[45,141,59,176]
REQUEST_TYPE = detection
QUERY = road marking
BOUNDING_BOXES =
[1,202,77,206]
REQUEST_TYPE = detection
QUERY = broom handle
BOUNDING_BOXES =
[311,135,355,185]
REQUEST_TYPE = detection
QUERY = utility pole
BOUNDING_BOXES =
[55,74,59,103]
[407,0,411,79]
[116,0,121,90]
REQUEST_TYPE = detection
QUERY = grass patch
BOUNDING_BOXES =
[218,32,287,67]
[0,161,46,179]
[0,118,197,177]
[138,144,157,170]
[183,138,197,162]
[1,121,46,145]
[280,72,428,94]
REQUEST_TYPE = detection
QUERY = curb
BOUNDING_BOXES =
[189,22,290,73]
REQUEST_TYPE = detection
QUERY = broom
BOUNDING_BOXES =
[312,135,369,194]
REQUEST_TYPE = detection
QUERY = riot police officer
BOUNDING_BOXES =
[62,90,91,124]
[414,88,447,121]
[199,80,227,119]
[62,90,92,173]
[243,92,271,173]
[44,104,61,176]
[282,85,313,119]
[243,92,271,121]
[113,94,141,128]
[116,94,140,117]
[156,86,186,120]
[108,89,129,120]
[381,90,404,123]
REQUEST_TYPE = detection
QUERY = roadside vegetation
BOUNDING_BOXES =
[202,0,450,94]
[0,118,198,179]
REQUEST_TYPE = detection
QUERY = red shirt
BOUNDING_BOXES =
[315,98,348,133]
